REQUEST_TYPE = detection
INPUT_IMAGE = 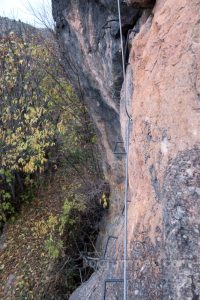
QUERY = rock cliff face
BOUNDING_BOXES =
[52,0,200,299]
[52,0,144,184]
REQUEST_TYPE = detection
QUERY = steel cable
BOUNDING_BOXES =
[117,1,132,299]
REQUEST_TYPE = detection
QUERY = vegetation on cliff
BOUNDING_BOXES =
[0,22,105,299]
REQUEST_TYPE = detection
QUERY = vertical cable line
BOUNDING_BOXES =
[103,2,133,298]
[117,1,132,299]
[123,118,130,300]
[117,0,132,120]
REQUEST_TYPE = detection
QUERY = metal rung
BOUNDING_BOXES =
[114,152,127,155]
[104,235,118,259]
[103,278,124,300]
[113,141,126,155]
[112,96,120,100]
[105,279,123,282]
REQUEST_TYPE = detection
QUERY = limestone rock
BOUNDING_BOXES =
[52,0,142,184]
[52,0,200,298]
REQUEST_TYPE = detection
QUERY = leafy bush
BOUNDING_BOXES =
[0,31,98,228]
[0,26,103,299]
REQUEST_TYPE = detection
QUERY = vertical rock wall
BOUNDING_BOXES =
[128,0,200,298]
[52,0,200,298]
[52,0,141,185]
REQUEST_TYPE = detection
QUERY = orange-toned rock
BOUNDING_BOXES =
[127,0,200,297]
